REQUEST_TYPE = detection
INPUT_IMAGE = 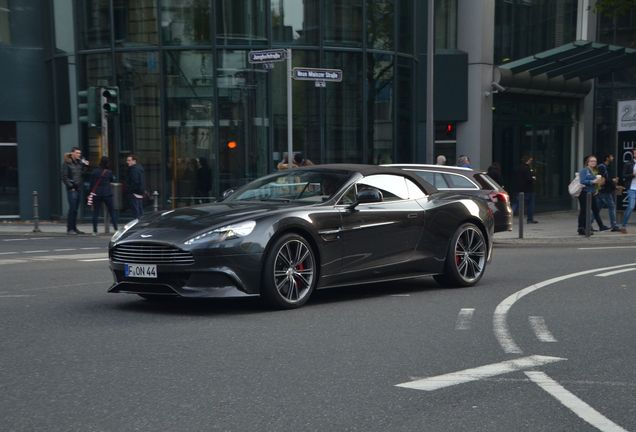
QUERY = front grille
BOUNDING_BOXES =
[111,242,194,265]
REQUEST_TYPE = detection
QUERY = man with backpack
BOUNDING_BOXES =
[597,154,620,232]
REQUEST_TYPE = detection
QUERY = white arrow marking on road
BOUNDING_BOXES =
[526,371,629,432]
[529,316,557,342]
[396,355,566,391]
[455,308,475,330]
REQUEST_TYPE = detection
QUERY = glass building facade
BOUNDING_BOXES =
[75,0,417,208]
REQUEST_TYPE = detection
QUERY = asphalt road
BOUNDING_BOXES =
[1,234,635,432]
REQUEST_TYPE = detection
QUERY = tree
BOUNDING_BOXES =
[595,0,636,17]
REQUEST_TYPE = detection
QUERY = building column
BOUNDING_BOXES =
[456,0,495,170]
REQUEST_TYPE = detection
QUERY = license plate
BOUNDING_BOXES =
[124,263,157,278]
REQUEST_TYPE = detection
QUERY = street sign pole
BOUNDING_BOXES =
[287,48,293,169]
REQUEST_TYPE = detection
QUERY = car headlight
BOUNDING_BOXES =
[111,219,139,243]
[184,220,256,245]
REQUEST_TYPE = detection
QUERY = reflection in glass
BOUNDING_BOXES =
[78,0,111,49]
[160,0,211,45]
[396,57,413,163]
[115,51,161,211]
[435,0,457,49]
[113,0,159,46]
[325,0,363,47]
[165,51,215,206]
[217,50,269,193]
[367,54,394,164]
[325,51,363,163]
[398,0,413,53]
[216,0,267,45]
[271,0,319,44]
[272,50,320,168]
[367,0,394,50]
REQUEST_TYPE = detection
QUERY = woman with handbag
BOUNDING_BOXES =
[88,156,118,235]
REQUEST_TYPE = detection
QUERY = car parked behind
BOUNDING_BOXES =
[385,164,512,232]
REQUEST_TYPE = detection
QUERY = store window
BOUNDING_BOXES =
[160,0,211,46]
[367,0,394,50]
[78,0,111,49]
[0,122,18,217]
[396,56,414,163]
[216,50,270,193]
[271,0,319,44]
[165,51,215,206]
[368,53,394,164]
[216,0,267,46]
[113,0,159,46]
[435,0,457,49]
[0,0,10,44]
[324,0,363,47]
[115,51,162,210]
[272,50,321,168]
[398,0,413,54]
[325,51,363,162]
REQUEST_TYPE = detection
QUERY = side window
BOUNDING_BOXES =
[356,174,409,202]
[445,173,478,189]
[405,178,426,199]
[412,171,448,188]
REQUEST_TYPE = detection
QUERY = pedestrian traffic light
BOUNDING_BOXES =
[227,140,238,149]
[102,86,119,115]
[78,86,101,127]
[445,123,454,136]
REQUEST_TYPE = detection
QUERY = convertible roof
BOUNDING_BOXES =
[291,164,439,194]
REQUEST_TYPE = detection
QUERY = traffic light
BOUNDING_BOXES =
[445,123,455,136]
[227,140,238,149]
[78,86,101,127]
[102,86,119,115]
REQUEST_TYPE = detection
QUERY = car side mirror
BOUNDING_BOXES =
[349,187,383,209]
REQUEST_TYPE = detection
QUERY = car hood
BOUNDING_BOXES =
[118,201,298,243]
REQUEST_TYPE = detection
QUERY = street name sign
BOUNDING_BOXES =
[248,49,287,64]
[292,67,343,82]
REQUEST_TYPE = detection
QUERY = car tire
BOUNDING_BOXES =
[434,222,487,287]
[262,233,317,309]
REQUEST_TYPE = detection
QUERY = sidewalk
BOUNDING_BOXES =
[1,211,636,245]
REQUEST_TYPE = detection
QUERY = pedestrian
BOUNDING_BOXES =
[126,154,145,219]
[276,153,296,170]
[619,148,636,233]
[487,162,503,186]
[195,157,212,203]
[577,154,608,235]
[61,146,89,235]
[596,153,620,232]
[512,155,539,223]
[436,155,446,165]
[293,152,314,167]
[456,155,471,168]
[88,156,118,235]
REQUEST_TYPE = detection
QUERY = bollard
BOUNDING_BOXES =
[518,192,524,239]
[104,205,110,235]
[585,191,592,238]
[32,191,41,233]
[153,190,159,212]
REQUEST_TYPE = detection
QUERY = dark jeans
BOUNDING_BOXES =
[66,189,80,231]
[92,195,118,233]
[578,192,604,231]
[129,195,144,219]
[512,192,535,222]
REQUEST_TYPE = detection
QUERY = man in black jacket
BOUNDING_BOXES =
[61,147,89,234]
[126,154,145,219]
[512,155,538,223]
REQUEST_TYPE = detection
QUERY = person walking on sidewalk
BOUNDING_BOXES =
[577,155,608,235]
[512,155,538,223]
[61,147,89,235]
[126,154,145,219]
[619,148,636,233]
[88,156,118,235]
[597,153,620,231]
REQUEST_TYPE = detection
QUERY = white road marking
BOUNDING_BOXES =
[80,258,109,262]
[525,371,629,432]
[0,251,16,255]
[455,308,475,330]
[396,355,566,391]
[529,316,557,342]
[493,263,636,355]
[53,248,76,252]
[0,259,28,265]
[80,247,100,250]
[22,250,50,254]
[578,246,636,250]
[595,268,636,277]
[30,237,53,240]
[30,253,107,261]
[0,294,35,298]
[390,294,411,297]
[2,238,29,242]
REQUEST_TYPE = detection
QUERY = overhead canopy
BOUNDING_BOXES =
[495,40,636,97]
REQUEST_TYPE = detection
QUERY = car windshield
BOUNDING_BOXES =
[224,170,352,203]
